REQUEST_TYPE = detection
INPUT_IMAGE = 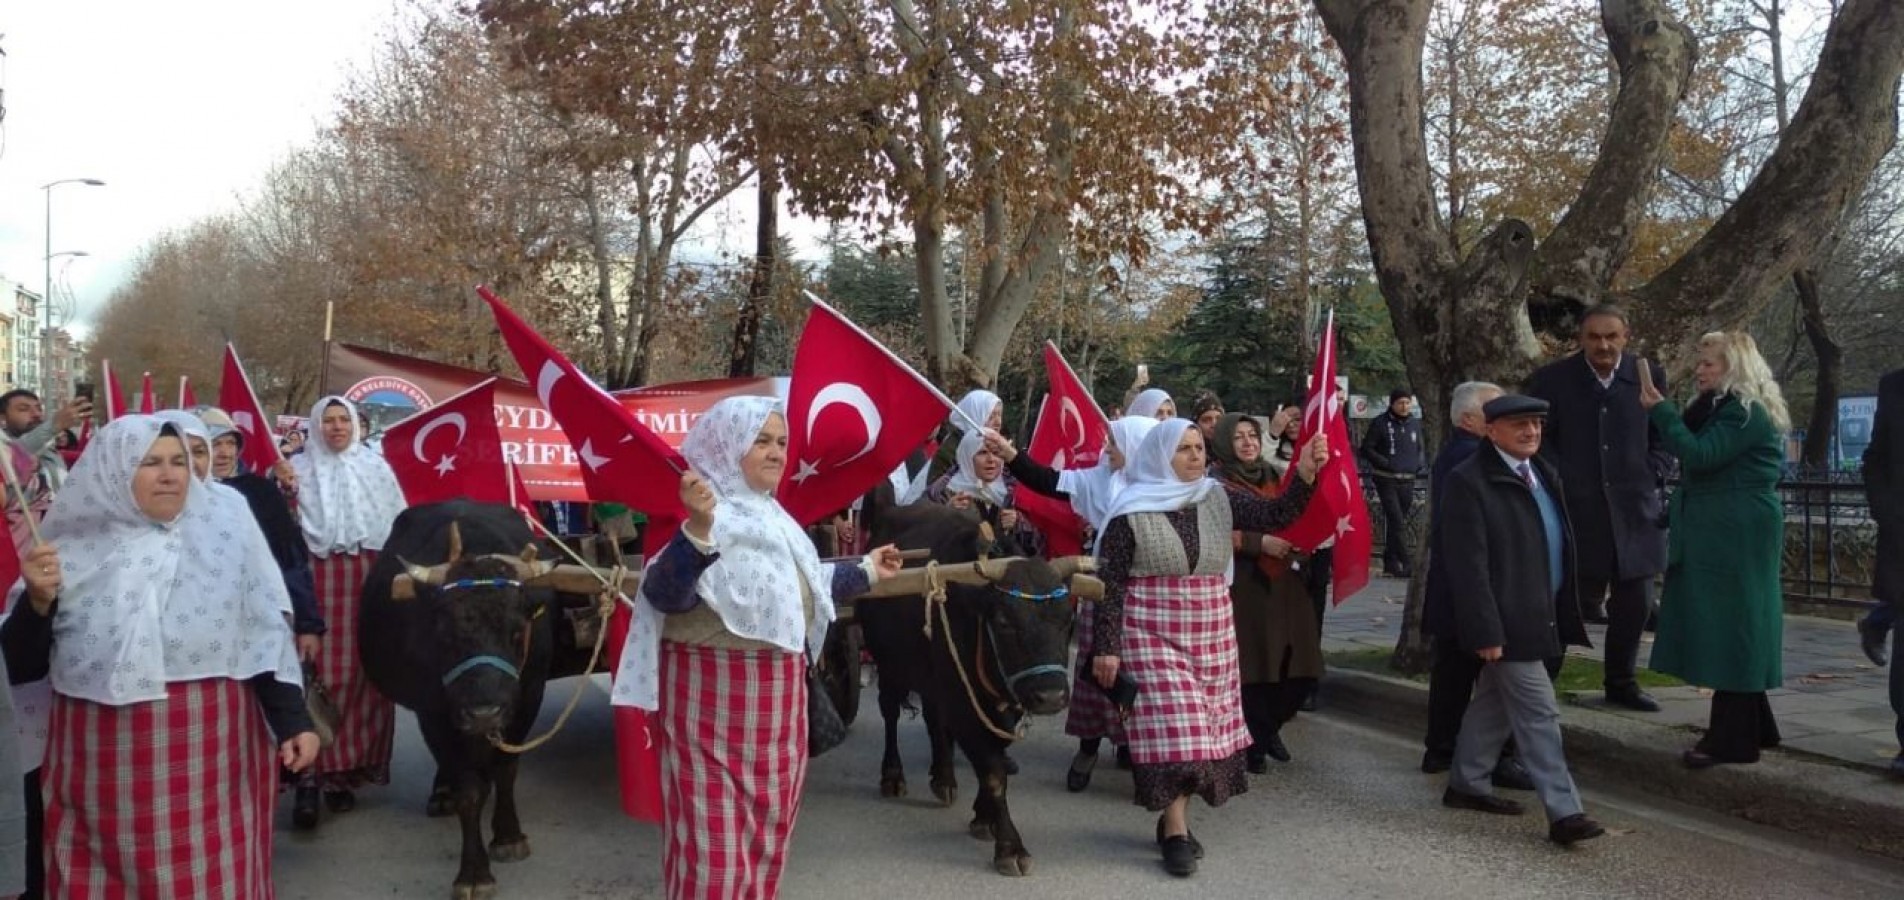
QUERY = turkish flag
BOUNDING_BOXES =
[100,360,126,421]
[478,286,685,520]
[179,376,198,410]
[382,379,516,508]
[778,293,954,526]
[1027,342,1110,471]
[1278,311,1373,604]
[218,345,286,475]
[137,373,156,414]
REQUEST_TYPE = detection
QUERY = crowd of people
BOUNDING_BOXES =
[0,299,1893,897]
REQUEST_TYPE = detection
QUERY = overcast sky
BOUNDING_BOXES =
[0,0,398,341]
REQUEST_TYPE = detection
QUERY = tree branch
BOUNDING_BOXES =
[1530,0,1697,334]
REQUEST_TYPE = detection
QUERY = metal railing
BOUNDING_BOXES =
[1362,467,1879,611]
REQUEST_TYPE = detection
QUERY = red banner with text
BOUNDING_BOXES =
[323,344,784,503]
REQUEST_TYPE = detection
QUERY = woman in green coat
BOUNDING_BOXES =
[1638,331,1790,769]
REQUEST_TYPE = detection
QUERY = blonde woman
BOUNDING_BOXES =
[1638,332,1789,768]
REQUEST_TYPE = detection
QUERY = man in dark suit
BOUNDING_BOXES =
[1362,388,1426,577]
[1862,369,1904,779]
[1439,394,1603,845]
[1526,304,1670,712]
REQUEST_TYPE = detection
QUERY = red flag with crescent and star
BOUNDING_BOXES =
[1017,342,1113,557]
[381,379,516,508]
[778,293,955,526]
[218,345,286,476]
[1278,311,1372,603]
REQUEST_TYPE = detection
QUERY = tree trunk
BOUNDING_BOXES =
[583,170,619,376]
[730,161,779,378]
[1795,268,1840,470]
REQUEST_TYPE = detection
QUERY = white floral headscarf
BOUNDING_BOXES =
[290,395,406,556]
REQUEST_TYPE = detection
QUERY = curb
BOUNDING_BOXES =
[1320,667,1904,862]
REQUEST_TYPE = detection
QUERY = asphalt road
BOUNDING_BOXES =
[274,676,1904,899]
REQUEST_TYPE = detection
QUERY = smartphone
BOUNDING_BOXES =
[74,382,94,402]
[1137,363,1149,381]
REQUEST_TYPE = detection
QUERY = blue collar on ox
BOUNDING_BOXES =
[436,578,527,686]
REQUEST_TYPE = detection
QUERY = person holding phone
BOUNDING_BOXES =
[0,390,90,509]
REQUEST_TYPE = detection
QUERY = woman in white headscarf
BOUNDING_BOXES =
[924,428,1043,557]
[982,415,1159,790]
[1125,388,1177,421]
[1093,418,1326,877]
[287,395,405,827]
[926,389,1005,482]
[0,416,318,897]
[611,396,903,900]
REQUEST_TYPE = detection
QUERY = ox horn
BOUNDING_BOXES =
[519,544,540,565]
[447,520,464,563]
[398,557,445,586]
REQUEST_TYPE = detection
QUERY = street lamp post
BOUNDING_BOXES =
[41,177,104,394]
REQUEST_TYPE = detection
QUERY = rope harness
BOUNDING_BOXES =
[487,564,622,754]
[919,562,1071,743]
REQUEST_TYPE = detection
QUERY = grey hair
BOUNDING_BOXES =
[1450,381,1504,424]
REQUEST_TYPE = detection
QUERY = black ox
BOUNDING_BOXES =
[361,500,600,900]
[858,500,1081,876]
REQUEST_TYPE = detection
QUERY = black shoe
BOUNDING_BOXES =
[1114,744,1133,770]
[1301,686,1319,712]
[1859,618,1890,667]
[324,788,356,813]
[1420,750,1452,774]
[1161,836,1199,877]
[1001,752,1020,776]
[1262,732,1291,763]
[1246,752,1269,775]
[1549,813,1607,846]
[1604,687,1661,713]
[1491,757,1536,792]
[1681,749,1720,770]
[1066,751,1097,793]
[292,785,320,831]
[1155,816,1204,859]
[1442,787,1525,816]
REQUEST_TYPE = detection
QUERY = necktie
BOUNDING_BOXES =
[1517,462,1536,490]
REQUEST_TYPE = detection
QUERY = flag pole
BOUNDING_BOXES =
[800,289,965,422]
[0,451,45,549]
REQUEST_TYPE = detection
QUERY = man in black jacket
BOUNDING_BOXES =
[1861,369,1904,779]
[1526,304,1670,713]
[1439,395,1603,845]
[1361,388,1425,577]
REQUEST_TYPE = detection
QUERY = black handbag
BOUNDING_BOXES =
[806,649,848,757]
[1081,655,1140,715]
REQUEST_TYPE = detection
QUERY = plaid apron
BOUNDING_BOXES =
[1064,600,1127,744]
[44,679,276,900]
[658,642,806,900]
[1122,573,1250,766]
[312,551,394,787]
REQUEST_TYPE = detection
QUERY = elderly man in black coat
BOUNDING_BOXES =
[1861,368,1904,779]
[1526,304,1671,713]
[1439,394,1603,846]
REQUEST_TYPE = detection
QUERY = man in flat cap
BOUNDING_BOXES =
[1437,394,1604,846]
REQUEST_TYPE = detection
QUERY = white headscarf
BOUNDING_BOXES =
[613,396,840,711]
[43,416,299,707]
[1127,388,1174,420]
[153,411,213,484]
[1101,418,1219,524]
[1058,416,1159,532]
[944,429,1007,507]
[951,389,1002,434]
[290,396,406,556]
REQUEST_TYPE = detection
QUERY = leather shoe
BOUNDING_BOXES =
[1246,752,1269,775]
[1549,813,1607,846]
[1681,749,1720,770]
[1604,687,1661,713]
[1420,750,1452,774]
[324,788,356,813]
[1161,835,1199,877]
[292,785,320,831]
[1442,787,1524,816]
[1888,753,1904,781]
[1491,757,1536,792]
[1156,817,1204,859]
[1065,751,1097,793]
[1858,618,1890,667]
[1262,732,1291,763]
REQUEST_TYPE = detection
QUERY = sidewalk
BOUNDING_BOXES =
[1317,576,1904,861]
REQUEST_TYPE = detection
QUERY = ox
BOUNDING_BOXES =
[859,501,1079,876]
[361,500,572,900]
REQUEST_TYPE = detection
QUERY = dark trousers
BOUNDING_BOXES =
[23,767,40,900]
[1241,680,1313,755]
[1373,477,1415,573]
[1891,623,1904,751]
[1698,691,1781,762]
[1578,575,1652,690]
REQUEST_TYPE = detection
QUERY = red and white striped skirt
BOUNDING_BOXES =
[312,551,394,787]
[658,641,807,900]
[1122,574,1250,766]
[44,679,276,900]
[1064,600,1127,744]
